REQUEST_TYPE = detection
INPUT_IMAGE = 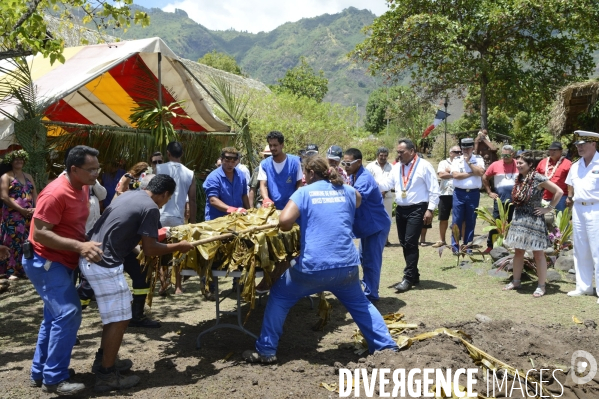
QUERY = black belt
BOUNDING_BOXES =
[397,201,428,208]
[455,187,478,192]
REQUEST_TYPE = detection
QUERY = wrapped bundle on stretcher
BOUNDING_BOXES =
[140,206,300,308]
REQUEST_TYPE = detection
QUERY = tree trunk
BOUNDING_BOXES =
[479,77,488,130]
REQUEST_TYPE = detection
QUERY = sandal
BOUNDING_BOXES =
[533,285,546,298]
[503,279,521,291]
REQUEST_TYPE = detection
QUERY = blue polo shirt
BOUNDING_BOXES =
[350,166,391,238]
[261,154,301,210]
[290,180,360,272]
[203,166,248,220]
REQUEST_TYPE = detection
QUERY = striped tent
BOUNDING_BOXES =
[0,37,230,152]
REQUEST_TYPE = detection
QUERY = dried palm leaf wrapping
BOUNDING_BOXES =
[140,206,299,308]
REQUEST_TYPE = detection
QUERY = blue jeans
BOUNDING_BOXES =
[359,225,391,302]
[255,266,398,357]
[554,195,567,212]
[452,188,481,252]
[23,253,81,385]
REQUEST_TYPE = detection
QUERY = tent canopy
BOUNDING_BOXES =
[0,37,230,150]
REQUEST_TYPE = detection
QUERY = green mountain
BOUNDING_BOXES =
[117,6,381,108]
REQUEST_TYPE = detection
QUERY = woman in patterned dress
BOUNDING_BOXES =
[502,152,563,297]
[0,150,37,280]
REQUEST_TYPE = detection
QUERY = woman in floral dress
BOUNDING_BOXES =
[0,150,37,280]
[502,152,563,297]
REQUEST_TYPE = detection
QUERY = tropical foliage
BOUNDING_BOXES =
[198,50,244,76]
[476,199,512,248]
[1,0,149,61]
[351,0,599,130]
[272,57,328,103]
[550,208,573,252]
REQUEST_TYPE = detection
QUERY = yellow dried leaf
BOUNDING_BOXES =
[223,351,234,361]
[572,315,583,324]
[320,382,338,392]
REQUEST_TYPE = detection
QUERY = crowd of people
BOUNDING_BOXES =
[2,128,599,393]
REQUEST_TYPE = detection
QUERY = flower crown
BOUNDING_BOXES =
[3,149,29,164]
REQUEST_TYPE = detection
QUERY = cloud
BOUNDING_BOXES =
[162,0,389,33]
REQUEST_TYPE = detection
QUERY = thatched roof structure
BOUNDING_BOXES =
[548,80,599,137]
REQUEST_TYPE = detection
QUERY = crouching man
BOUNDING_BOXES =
[81,174,194,392]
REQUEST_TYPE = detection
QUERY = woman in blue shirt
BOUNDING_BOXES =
[243,155,398,363]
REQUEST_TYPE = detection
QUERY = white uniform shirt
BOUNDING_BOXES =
[380,156,440,211]
[565,151,599,202]
[451,155,485,189]
[437,158,454,196]
[365,160,393,192]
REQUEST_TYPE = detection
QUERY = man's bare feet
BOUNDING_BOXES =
[174,286,185,294]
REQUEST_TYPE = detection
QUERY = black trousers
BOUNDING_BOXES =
[486,199,514,248]
[395,202,428,283]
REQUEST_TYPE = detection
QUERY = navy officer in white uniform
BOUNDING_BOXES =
[450,137,485,252]
[565,130,599,301]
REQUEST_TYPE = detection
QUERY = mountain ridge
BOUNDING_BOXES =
[117,6,382,108]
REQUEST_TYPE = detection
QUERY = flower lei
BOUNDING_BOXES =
[543,156,564,179]
[511,170,536,206]
[3,149,29,164]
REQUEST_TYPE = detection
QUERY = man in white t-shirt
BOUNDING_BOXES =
[365,147,394,245]
[432,145,460,248]
[258,131,303,210]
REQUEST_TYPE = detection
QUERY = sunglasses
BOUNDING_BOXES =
[222,155,239,162]
[501,154,512,158]
[451,151,462,154]
[152,160,163,165]
[340,159,360,167]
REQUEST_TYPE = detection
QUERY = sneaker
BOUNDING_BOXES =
[431,241,446,248]
[31,369,75,388]
[242,349,277,364]
[94,370,140,392]
[42,379,85,396]
[91,353,133,374]
[567,289,594,297]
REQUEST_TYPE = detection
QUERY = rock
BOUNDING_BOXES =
[459,261,472,270]
[545,270,561,282]
[252,379,258,385]
[554,256,574,272]
[560,249,573,257]
[475,314,492,323]
[584,320,597,329]
[568,268,575,274]
[544,247,556,256]
[565,274,576,282]
[488,269,510,279]
[490,247,510,261]
[472,235,487,247]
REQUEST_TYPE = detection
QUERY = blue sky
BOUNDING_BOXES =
[134,1,389,33]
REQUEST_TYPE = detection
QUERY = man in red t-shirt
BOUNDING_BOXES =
[22,146,103,396]
[536,141,571,211]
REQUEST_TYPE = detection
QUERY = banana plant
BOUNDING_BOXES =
[475,198,512,248]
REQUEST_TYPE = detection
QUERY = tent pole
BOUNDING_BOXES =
[158,53,163,107]
[176,60,242,129]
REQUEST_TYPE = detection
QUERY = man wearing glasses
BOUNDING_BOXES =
[432,146,461,248]
[482,145,517,252]
[23,145,104,395]
[536,141,571,212]
[203,147,250,220]
[379,139,439,293]
[343,148,391,302]
[450,137,485,253]
[565,130,599,299]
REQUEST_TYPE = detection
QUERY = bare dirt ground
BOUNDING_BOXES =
[1,203,599,398]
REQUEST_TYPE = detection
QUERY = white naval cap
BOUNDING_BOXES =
[573,130,599,145]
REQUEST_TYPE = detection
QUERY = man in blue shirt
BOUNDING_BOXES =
[258,131,303,210]
[343,148,391,302]
[203,147,250,220]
